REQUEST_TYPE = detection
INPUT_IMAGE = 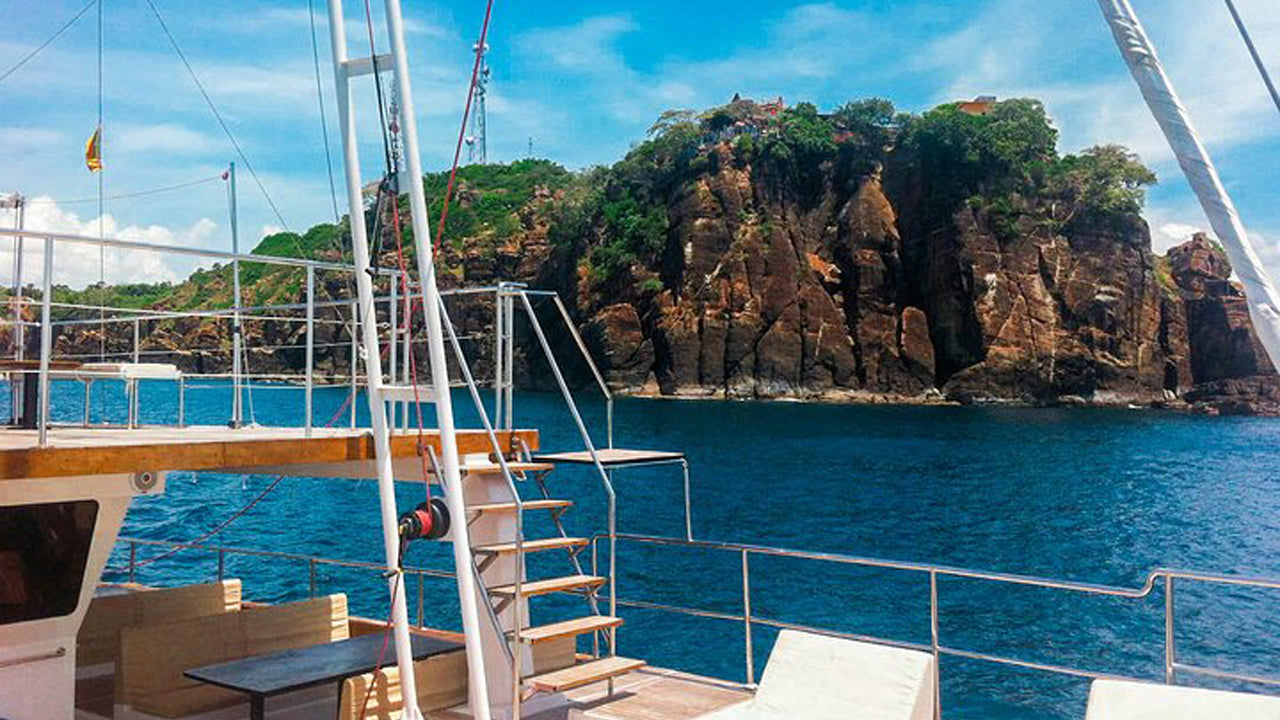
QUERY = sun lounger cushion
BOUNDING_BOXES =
[698,630,935,720]
[1087,679,1280,719]
[80,363,182,380]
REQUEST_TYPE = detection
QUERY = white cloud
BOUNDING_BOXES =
[113,124,218,156]
[1152,222,1204,253]
[0,127,69,151]
[0,198,217,287]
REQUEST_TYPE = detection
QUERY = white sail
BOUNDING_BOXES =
[1097,0,1280,368]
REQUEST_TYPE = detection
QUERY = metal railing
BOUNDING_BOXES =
[1,225,617,448]
[115,536,457,629]
[112,528,1280,717]
[589,532,1280,714]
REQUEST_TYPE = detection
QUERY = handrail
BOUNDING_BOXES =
[548,294,614,449]
[0,227,399,275]
[590,531,1280,697]
[436,295,536,716]
[517,291,622,664]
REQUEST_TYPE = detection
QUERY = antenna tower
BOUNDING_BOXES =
[465,41,490,165]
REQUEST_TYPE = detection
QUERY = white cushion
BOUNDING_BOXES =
[698,630,935,720]
[80,363,182,380]
[1087,679,1280,720]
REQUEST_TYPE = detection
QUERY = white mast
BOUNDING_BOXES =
[325,2,491,719]
[1096,0,1280,367]
[380,0,494,715]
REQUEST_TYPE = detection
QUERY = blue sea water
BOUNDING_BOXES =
[31,379,1280,719]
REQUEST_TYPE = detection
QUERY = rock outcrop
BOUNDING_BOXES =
[1168,233,1274,381]
[32,105,1280,415]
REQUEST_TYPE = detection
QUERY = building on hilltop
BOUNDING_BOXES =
[957,95,998,116]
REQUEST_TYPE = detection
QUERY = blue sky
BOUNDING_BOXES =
[1,0,1279,286]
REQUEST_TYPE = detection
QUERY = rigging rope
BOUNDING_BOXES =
[27,174,225,205]
[1222,0,1280,121]
[114,389,356,572]
[0,0,96,85]
[433,0,496,256]
[142,0,291,232]
[97,0,106,362]
[308,0,343,224]
[358,0,435,508]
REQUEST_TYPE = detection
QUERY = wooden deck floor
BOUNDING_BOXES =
[427,666,750,720]
[76,658,750,720]
[0,425,538,480]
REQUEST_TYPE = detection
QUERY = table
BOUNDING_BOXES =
[184,632,462,720]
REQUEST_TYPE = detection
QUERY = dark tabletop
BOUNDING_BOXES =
[183,632,463,697]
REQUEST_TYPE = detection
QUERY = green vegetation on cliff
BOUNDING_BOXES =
[43,97,1158,319]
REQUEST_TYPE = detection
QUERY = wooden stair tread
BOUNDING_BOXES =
[456,462,554,475]
[516,615,623,644]
[475,537,588,555]
[524,656,646,693]
[489,575,605,597]
[467,499,572,514]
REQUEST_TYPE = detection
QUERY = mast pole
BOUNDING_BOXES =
[229,162,244,427]
[325,3,426,718]
[1097,0,1280,368]
[380,0,494,717]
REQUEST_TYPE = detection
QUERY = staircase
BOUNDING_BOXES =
[448,456,645,715]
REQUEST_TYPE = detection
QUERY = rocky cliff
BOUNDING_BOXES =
[19,98,1277,413]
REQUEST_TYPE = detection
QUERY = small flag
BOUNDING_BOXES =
[85,126,102,172]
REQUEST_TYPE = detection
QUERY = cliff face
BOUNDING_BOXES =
[26,101,1278,413]
[551,147,1228,406]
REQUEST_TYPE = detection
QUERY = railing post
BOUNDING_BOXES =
[349,299,357,429]
[493,286,504,424]
[37,236,53,447]
[177,376,186,428]
[503,288,514,429]
[742,548,755,686]
[128,542,137,584]
[1165,575,1177,684]
[305,266,315,437]
[217,550,225,581]
[591,537,601,657]
[417,572,424,628]
[82,379,91,426]
[682,460,693,541]
[309,559,318,598]
[931,571,941,720]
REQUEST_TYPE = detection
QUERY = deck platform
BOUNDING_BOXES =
[430,665,751,720]
[0,426,538,480]
[534,449,684,467]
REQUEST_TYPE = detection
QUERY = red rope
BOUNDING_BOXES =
[120,391,357,572]
[432,0,496,256]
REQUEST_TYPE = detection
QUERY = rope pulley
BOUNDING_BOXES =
[398,497,450,541]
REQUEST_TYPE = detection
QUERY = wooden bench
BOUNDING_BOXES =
[336,636,575,719]
[117,594,349,719]
[78,581,243,669]
[337,650,469,720]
